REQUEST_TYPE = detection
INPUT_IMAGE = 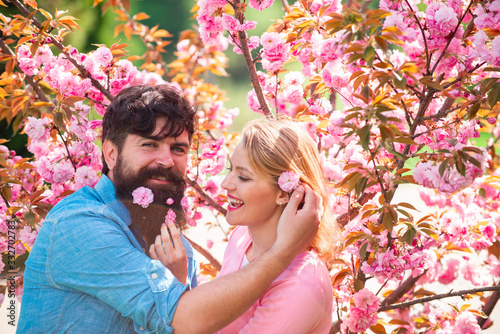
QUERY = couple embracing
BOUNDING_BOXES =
[18,84,339,334]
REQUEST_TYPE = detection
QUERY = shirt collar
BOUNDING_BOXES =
[94,174,132,226]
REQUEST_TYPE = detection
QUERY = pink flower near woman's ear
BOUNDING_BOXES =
[132,187,154,208]
[278,171,300,193]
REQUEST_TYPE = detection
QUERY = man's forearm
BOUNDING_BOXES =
[170,245,292,333]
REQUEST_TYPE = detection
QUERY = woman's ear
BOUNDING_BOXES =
[276,191,289,206]
[103,140,118,172]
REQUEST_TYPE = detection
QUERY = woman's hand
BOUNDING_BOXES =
[149,221,188,285]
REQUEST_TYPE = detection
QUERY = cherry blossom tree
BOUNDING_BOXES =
[1,0,500,332]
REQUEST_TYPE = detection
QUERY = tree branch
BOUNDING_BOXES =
[233,0,273,118]
[184,235,222,271]
[478,290,500,328]
[379,285,500,312]
[381,272,425,307]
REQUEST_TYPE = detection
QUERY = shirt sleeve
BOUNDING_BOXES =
[238,278,330,334]
[46,206,188,334]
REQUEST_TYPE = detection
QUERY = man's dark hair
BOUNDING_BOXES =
[101,84,197,175]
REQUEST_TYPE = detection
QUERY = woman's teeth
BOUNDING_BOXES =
[228,197,244,208]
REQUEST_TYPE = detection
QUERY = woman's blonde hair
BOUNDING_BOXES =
[240,118,340,266]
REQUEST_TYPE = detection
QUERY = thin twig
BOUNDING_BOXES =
[404,0,430,75]
[186,176,227,216]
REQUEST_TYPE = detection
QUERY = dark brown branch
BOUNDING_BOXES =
[379,285,500,312]
[8,0,114,102]
[478,290,500,328]
[336,192,376,227]
[381,272,425,307]
[442,61,488,90]
[233,0,273,118]
[186,176,227,216]
[184,235,222,271]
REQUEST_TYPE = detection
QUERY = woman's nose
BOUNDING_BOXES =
[221,173,233,190]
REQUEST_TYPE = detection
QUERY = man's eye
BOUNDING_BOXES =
[143,143,156,147]
[172,147,186,153]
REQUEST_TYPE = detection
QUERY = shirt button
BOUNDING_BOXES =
[152,273,158,279]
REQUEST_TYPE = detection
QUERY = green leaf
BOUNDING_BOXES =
[358,124,371,150]
[53,112,64,129]
[354,279,365,292]
[468,102,481,119]
[363,46,376,66]
[487,82,500,109]
[359,242,369,259]
[402,227,417,245]
[24,211,36,227]
[393,72,407,90]
[439,159,448,177]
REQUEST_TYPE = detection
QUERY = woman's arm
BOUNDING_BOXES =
[170,185,323,333]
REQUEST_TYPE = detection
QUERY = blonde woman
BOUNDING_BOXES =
[152,118,339,333]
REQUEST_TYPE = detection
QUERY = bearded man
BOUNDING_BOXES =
[18,84,323,334]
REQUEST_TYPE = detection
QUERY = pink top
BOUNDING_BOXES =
[215,226,333,334]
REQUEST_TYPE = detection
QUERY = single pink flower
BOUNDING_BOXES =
[166,198,174,205]
[132,187,154,208]
[278,171,300,192]
[165,209,176,224]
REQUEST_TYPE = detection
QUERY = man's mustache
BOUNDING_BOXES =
[139,166,185,184]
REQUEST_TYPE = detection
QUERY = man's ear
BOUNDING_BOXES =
[103,140,118,172]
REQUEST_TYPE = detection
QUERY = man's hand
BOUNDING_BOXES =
[273,185,323,264]
[149,221,188,285]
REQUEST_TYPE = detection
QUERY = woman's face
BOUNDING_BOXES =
[221,142,284,227]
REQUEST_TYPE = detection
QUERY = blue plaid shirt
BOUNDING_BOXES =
[18,175,197,333]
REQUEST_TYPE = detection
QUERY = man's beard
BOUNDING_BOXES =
[113,154,187,247]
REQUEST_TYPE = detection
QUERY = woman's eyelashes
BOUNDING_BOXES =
[238,175,250,182]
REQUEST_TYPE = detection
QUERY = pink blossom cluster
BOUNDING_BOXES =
[361,247,429,281]
[0,146,44,272]
[413,149,487,194]
[426,304,481,334]
[260,32,290,72]
[17,45,139,115]
[196,0,229,49]
[198,137,227,177]
[24,105,102,201]
[414,120,480,151]
[343,288,380,333]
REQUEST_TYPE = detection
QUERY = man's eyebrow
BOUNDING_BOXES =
[172,142,190,148]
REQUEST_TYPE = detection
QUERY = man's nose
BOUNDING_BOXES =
[156,148,174,168]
